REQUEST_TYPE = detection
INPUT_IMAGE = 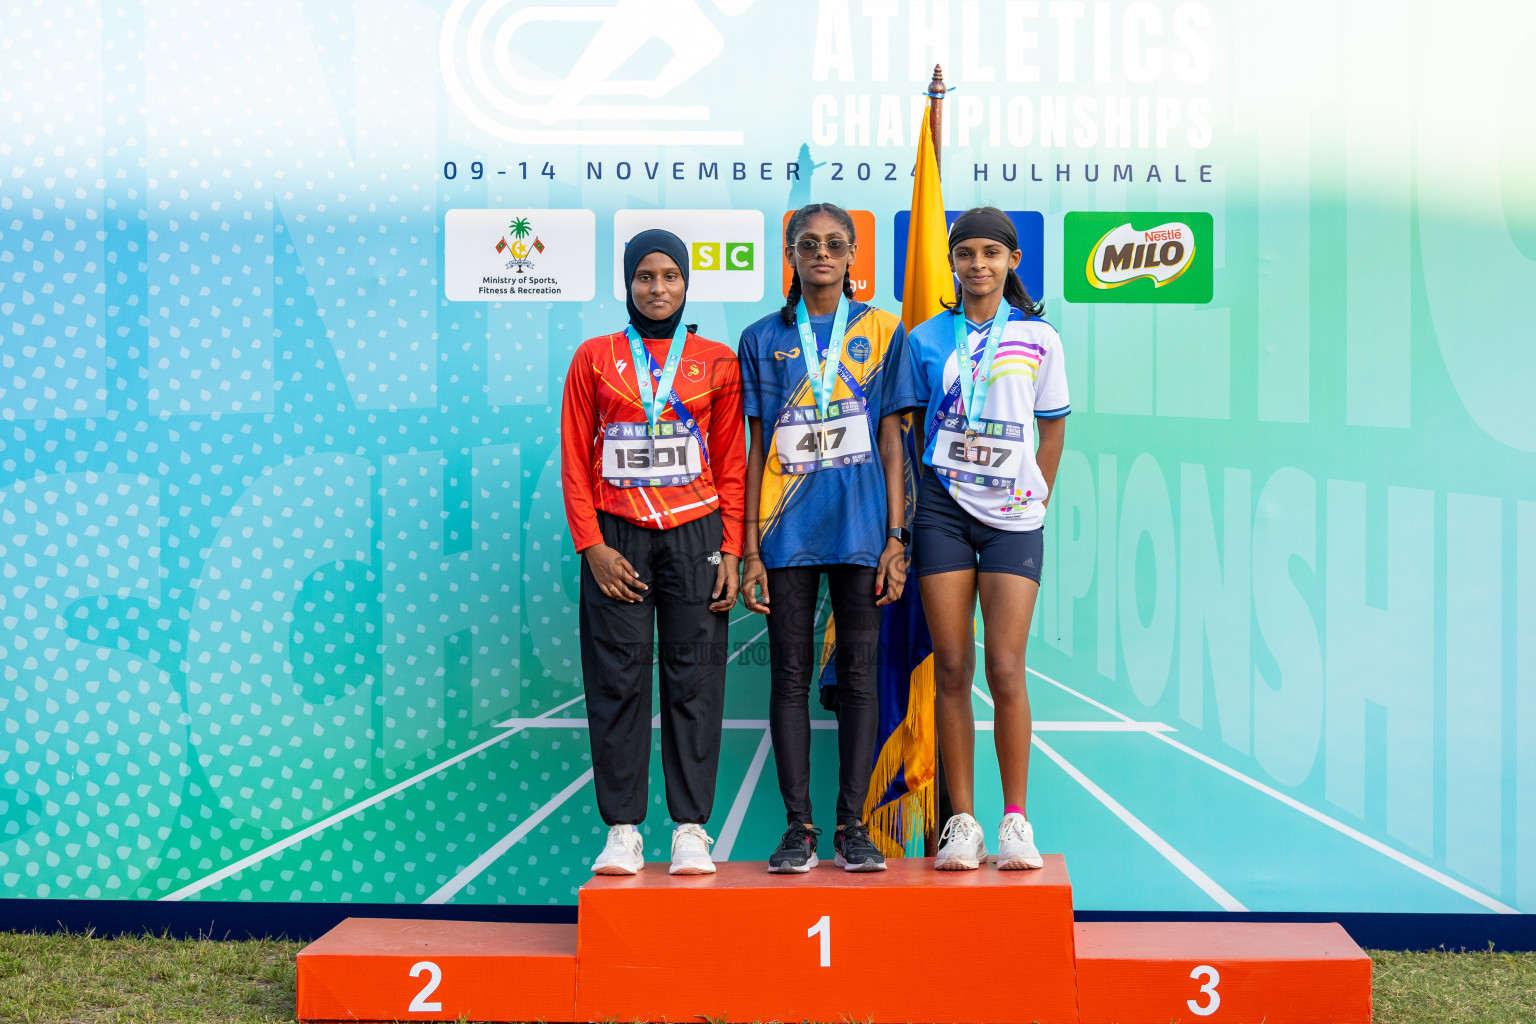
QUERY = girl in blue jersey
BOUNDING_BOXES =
[907,207,1069,870]
[738,203,919,873]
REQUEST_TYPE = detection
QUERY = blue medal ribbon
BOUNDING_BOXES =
[794,294,850,421]
[952,302,1011,432]
[625,323,688,435]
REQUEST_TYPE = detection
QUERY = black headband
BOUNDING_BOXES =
[948,208,1018,251]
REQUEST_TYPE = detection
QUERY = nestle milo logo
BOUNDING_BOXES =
[1064,212,1213,304]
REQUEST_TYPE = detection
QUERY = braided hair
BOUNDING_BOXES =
[779,203,858,326]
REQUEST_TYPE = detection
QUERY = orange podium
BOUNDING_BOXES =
[1075,921,1372,1024]
[574,856,1079,1024]
[296,859,1375,1023]
[295,918,576,1022]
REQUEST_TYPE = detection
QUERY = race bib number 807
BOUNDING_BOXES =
[931,413,1029,489]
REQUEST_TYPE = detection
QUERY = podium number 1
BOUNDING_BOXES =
[1187,964,1220,1016]
[409,961,443,1013]
[807,915,831,967]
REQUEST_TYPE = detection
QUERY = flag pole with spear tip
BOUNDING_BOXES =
[923,62,952,859]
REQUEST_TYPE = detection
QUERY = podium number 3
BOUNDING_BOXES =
[807,915,831,967]
[409,961,443,1012]
[1187,964,1220,1016]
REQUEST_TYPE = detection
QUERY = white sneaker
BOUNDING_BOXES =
[997,812,1044,870]
[592,824,644,875]
[934,812,987,870]
[670,822,716,875]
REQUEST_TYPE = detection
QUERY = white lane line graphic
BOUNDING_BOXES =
[1032,735,1247,913]
[426,768,597,905]
[494,716,1150,733]
[713,730,773,862]
[727,624,769,663]
[443,619,780,887]
[979,721,1173,732]
[969,679,1168,732]
[730,609,758,626]
[1024,664,1521,915]
[160,691,590,902]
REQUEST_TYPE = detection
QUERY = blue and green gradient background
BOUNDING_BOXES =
[0,0,1531,918]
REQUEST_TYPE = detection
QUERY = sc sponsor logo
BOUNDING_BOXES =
[692,241,756,272]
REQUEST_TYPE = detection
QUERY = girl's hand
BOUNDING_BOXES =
[741,553,771,614]
[585,544,647,603]
[709,553,741,613]
[875,539,907,606]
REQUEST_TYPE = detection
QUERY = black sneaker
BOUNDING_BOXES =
[767,823,821,874]
[833,822,887,872]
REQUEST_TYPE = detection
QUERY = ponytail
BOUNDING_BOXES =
[1003,270,1044,319]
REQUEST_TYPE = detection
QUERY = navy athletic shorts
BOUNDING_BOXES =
[912,471,1044,582]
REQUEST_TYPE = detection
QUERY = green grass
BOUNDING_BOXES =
[0,931,1532,1023]
[1371,947,1536,1024]
[0,932,301,1024]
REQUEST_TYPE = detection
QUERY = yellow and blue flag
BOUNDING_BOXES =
[860,108,952,856]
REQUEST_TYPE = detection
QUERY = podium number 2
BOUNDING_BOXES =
[409,961,443,1013]
[1187,964,1220,1016]
[807,915,831,967]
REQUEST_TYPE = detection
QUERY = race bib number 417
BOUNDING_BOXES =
[772,401,874,475]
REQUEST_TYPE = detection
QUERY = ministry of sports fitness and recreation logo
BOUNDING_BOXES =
[445,208,596,302]
[1063,212,1214,304]
[439,0,757,146]
[496,216,546,273]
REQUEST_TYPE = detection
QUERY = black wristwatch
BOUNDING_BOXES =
[887,526,912,546]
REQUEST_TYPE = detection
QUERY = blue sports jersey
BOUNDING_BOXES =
[738,301,918,568]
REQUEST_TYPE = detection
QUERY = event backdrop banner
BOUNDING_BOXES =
[0,0,1532,917]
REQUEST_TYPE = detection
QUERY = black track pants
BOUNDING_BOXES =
[765,564,882,826]
[579,510,727,826]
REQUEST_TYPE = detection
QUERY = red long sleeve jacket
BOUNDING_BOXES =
[560,330,745,556]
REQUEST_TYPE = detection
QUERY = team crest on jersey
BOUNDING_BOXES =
[681,358,707,382]
[847,336,871,363]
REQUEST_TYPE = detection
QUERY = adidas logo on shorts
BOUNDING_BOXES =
[1023,558,1035,568]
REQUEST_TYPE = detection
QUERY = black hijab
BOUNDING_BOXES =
[624,228,691,339]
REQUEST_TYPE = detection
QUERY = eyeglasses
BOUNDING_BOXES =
[794,238,851,257]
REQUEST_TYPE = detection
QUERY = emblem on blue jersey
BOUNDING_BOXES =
[847,336,871,363]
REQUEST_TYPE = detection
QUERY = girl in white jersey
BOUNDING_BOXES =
[906,207,1069,870]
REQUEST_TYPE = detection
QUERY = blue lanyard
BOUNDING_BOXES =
[625,323,687,433]
[952,302,1010,427]
[794,295,849,421]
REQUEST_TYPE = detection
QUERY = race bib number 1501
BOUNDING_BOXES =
[602,422,703,488]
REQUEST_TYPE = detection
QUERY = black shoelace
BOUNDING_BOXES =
[838,823,880,856]
[779,822,821,850]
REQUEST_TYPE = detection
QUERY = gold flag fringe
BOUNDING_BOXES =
[861,652,936,858]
